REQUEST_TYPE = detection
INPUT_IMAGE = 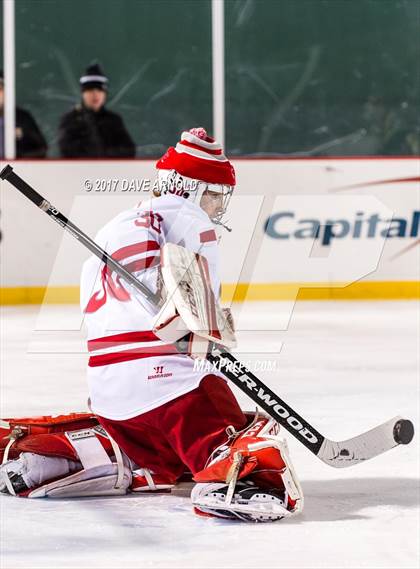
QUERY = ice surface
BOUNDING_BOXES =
[1,301,419,569]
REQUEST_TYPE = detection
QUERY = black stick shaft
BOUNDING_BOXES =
[1,164,325,455]
[206,349,324,451]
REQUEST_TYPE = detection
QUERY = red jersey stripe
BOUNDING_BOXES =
[88,344,180,367]
[200,229,217,243]
[112,240,160,261]
[88,330,161,352]
[123,254,160,274]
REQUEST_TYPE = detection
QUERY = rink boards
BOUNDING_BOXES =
[0,157,419,303]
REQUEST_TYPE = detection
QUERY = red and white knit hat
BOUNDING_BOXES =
[156,127,235,186]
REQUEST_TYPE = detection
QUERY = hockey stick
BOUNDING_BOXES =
[1,165,414,468]
[0,166,161,307]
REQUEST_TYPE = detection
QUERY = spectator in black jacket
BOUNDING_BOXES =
[0,70,48,158]
[58,63,135,158]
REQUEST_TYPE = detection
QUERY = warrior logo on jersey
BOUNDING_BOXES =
[147,366,173,380]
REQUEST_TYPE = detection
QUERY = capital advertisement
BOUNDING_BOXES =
[0,158,418,303]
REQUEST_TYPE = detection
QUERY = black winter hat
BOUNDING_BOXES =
[80,62,108,92]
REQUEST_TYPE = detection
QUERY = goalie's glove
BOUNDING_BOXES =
[153,243,236,358]
[222,307,235,333]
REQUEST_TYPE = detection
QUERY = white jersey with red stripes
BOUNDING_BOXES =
[80,194,222,420]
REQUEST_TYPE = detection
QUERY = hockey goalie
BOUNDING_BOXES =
[0,128,303,522]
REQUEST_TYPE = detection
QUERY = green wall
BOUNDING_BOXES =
[14,0,212,156]
[225,0,420,156]
[4,0,419,156]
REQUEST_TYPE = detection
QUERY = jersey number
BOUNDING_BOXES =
[135,211,163,234]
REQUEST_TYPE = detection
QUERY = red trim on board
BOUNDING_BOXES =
[390,238,420,261]
[230,156,420,161]
[5,158,152,162]
[331,176,420,193]
[4,156,420,163]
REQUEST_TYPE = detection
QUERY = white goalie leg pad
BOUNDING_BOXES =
[1,428,132,498]
[0,453,80,496]
[28,462,131,498]
[27,428,132,498]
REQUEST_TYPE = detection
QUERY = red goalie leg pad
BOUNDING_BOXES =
[15,434,80,461]
[3,412,97,435]
[0,413,109,462]
[191,416,304,521]
[11,431,113,463]
[194,416,287,491]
